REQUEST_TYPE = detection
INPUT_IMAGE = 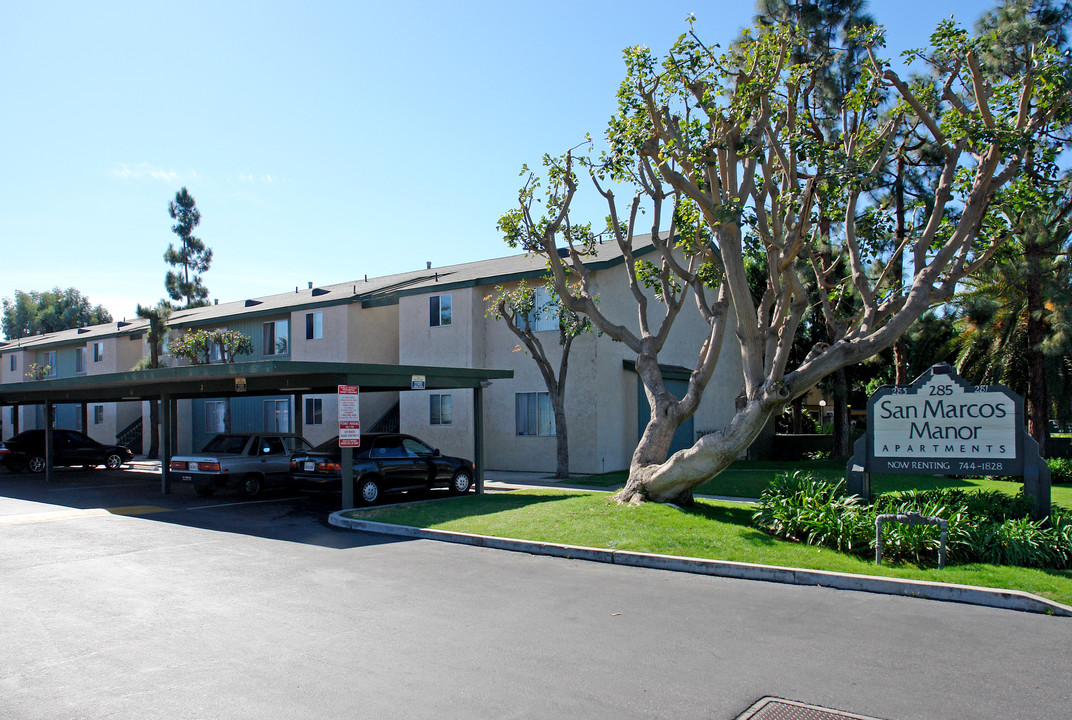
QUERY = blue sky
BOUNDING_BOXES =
[0,0,996,324]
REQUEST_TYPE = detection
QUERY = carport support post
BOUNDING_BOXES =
[45,402,54,483]
[80,403,88,435]
[160,392,172,494]
[341,447,354,509]
[474,385,485,494]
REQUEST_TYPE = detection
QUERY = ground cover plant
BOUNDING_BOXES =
[344,488,1072,606]
[752,472,1072,569]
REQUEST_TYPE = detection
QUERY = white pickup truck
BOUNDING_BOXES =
[169,433,313,498]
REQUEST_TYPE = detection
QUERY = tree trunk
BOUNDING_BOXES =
[832,367,850,457]
[615,399,776,505]
[893,155,908,385]
[1025,237,1049,457]
[147,400,160,460]
[791,396,803,433]
[551,391,569,479]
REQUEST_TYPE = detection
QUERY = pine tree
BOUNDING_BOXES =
[164,187,212,308]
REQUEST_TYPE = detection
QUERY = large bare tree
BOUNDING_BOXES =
[499,17,1072,505]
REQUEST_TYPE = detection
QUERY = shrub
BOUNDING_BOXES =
[1047,457,1072,484]
[753,472,871,553]
[753,476,1072,569]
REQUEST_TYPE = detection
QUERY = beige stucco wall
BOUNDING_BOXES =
[397,259,746,475]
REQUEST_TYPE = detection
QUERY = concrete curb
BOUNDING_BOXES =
[329,512,1072,618]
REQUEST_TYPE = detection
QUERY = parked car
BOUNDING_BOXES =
[169,433,313,498]
[0,429,134,473]
[288,433,474,505]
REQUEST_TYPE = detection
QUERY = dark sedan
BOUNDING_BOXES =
[288,433,474,505]
[0,429,134,473]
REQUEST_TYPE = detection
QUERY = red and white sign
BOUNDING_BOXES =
[338,385,361,447]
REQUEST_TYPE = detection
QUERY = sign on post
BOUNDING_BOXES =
[848,363,1050,519]
[338,385,361,448]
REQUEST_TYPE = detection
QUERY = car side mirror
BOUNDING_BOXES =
[433,448,441,457]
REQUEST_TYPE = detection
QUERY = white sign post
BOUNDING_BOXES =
[338,385,360,509]
[338,385,361,448]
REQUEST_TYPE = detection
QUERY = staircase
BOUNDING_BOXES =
[369,402,400,433]
[117,417,143,454]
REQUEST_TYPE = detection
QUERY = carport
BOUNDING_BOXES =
[0,360,512,506]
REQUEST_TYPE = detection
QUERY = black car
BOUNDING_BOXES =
[0,429,134,473]
[288,433,474,505]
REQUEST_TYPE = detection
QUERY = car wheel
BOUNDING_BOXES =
[28,456,46,474]
[105,454,124,470]
[194,483,216,498]
[357,477,381,506]
[449,469,472,495]
[241,473,263,498]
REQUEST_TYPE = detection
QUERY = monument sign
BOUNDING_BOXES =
[847,363,1051,519]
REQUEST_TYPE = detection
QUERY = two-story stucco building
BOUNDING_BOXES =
[2,238,746,475]
[0,321,148,447]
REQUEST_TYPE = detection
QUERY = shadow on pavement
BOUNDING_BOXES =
[0,466,411,550]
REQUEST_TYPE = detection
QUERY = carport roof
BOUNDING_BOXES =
[0,360,513,405]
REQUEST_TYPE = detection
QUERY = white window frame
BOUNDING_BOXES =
[526,287,559,332]
[206,401,226,434]
[75,348,87,374]
[93,342,104,363]
[516,391,555,437]
[305,312,323,340]
[263,320,289,356]
[429,294,452,327]
[305,397,323,426]
[430,393,453,426]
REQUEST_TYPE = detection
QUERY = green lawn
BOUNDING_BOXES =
[576,459,1072,506]
[345,488,1072,607]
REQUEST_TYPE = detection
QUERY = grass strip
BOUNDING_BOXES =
[346,488,1072,607]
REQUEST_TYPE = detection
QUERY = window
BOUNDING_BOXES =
[75,348,87,374]
[430,393,452,425]
[257,436,287,456]
[305,397,323,425]
[45,351,56,376]
[305,312,323,340]
[93,342,104,363]
[209,341,224,363]
[525,287,560,332]
[264,399,289,432]
[8,354,14,372]
[516,392,555,436]
[93,405,104,425]
[263,320,289,355]
[206,401,226,433]
[429,295,452,327]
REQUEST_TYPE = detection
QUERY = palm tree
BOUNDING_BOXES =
[135,300,173,459]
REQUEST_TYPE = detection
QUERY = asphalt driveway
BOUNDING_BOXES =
[3,465,1072,719]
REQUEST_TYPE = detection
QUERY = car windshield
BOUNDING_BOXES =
[200,435,249,454]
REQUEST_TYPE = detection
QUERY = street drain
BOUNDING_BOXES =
[736,697,887,720]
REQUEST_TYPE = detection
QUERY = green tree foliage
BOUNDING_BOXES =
[1,287,113,340]
[164,187,212,308]
[170,329,252,365]
[502,13,1072,505]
